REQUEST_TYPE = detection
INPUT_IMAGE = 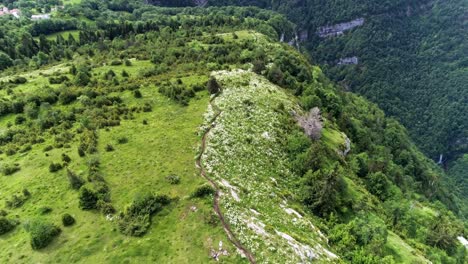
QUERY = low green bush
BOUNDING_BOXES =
[192,184,215,198]
[9,76,27,84]
[49,75,69,84]
[62,153,71,164]
[49,162,63,173]
[110,60,122,66]
[25,220,61,250]
[61,214,75,227]
[38,206,53,215]
[1,163,20,176]
[97,200,115,215]
[5,193,28,208]
[118,194,171,236]
[105,144,114,152]
[165,175,181,185]
[78,186,98,210]
[142,103,152,112]
[133,90,142,98]
[67,169,85,190]
[117,136,128,144]
[0,217,17,235]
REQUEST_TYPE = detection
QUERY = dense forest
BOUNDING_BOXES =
[0,0,466,263]
[202,0,468,212]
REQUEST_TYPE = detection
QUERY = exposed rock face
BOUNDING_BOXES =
[340,136,351,157]
[193,0,208,7]
[299,30,309,42]
[297,107,323,140]
[317,18,364,38]
[458,236,468,248]
[338,57,359,65]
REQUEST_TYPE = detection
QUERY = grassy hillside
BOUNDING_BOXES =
[0,61,243,263]
[0,3,465,263]
[201,69,337,263]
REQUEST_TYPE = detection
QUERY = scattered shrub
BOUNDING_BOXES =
[58,89,78,105]
[117,136,128,144]
[97,200,115,215]
[23,188,31,197]
[104,69,116,80]
[62,153,71,164]
[38,206,53,215]
[5,147,16,156]
[192,83,205,92]
[25,220,61,250]
[24,102,39,119]
[9,76,27,84]
[133,89,142,98]
[158,83,194,105]
[121,70,129,78]
[105,144,115,152]
[118,194,171,236]
[1,163,20,176]
[49,162,63,173]
[15,115,26,125]
[78,186,98,210]
[207,77,220,94]
[5,193,29,209]
[142,119,148,125]
[49,75,69,84]
[78,145,86,157]
[61,214,75,226]
[43,145,53,152]
[252,59,266,74]
[67,169,85,190]
[0,217,17,235]
[192,184,215,198]
[124,59,132,66]
[166,175,180,185]
[142,103,152,112]
[110,60,122,66]
[19,145,32,153]
[204,212,218,226]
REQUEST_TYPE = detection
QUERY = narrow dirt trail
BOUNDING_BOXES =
[196,95,256,264]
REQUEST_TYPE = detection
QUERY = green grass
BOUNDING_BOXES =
[0,63,70,98]
[385,231,429,263]
[0,64,243,263]
[62,0,82,5]
[201,70,337,263]
[40,30,80,42]
[321,126,346,150]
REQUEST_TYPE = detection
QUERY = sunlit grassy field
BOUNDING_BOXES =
[0,62,243,263]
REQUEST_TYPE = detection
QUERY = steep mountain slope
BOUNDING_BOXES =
[208,0,467,167]
[201,69,338,263]
[0,3,466,263]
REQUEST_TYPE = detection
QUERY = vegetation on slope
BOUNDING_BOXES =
[199,0,468,219]
[0,1,465,263]
[207,0,467,165]
[201,69,337,263]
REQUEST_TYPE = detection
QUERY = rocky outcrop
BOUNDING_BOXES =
[317,18,364,38]
[193,0,208,7]
[338,57,359,65]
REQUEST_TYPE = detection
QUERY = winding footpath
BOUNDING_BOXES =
[196,94,256,264]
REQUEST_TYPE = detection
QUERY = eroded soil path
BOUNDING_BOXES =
[196,95,256,264]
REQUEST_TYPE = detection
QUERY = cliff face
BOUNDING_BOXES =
[317,18,364,37]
